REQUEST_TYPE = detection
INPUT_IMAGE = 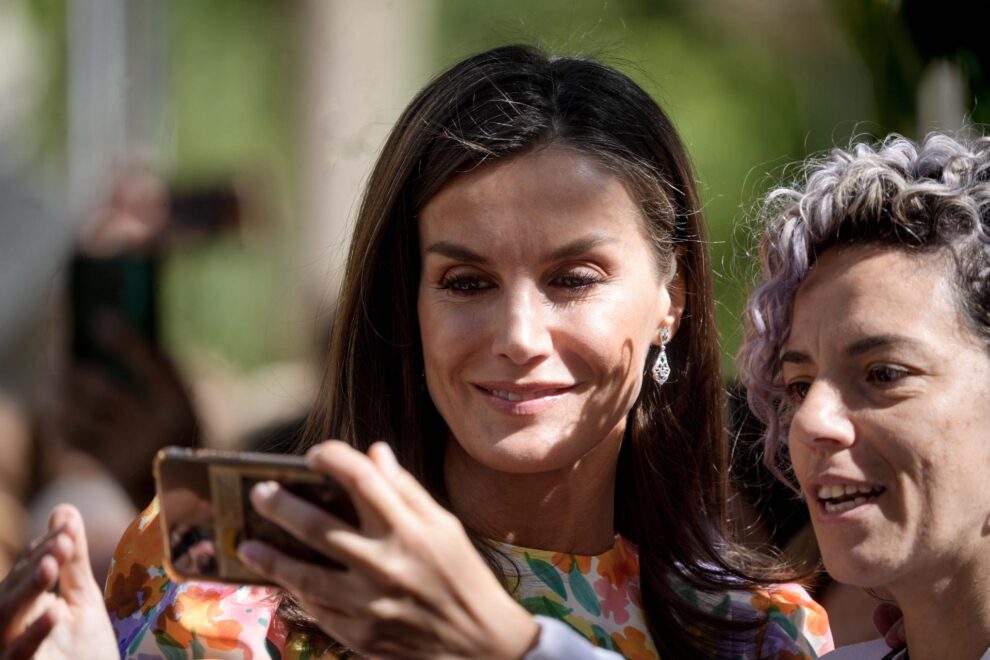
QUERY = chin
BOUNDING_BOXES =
[455,428,607,474]
[819,543,901,589]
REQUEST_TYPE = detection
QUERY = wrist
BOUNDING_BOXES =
[487,595,540,660]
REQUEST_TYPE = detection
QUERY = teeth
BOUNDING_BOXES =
[815,483,885,514]
[816,484,883,500]
[490,388,558,402]
[825,499,858,513]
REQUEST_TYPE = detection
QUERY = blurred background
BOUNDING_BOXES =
[0,0,986,647]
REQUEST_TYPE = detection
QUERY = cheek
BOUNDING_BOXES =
[418,300,489,379]
[785,435,813,490]
[559,308,654,391]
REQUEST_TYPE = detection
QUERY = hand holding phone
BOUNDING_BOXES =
[232,441,540,660]
[154,448,358,585]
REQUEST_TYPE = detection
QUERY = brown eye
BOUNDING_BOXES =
[786,381,810,402]
[439,275,495,295]
[867,365,909,384]
[551,268,604,290]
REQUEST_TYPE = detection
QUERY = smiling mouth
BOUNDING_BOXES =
[482,387,570,402]
[816,484,886,514]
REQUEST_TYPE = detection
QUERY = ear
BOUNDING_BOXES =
[655,248,687,344]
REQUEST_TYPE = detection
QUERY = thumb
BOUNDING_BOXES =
[48,505,102,604]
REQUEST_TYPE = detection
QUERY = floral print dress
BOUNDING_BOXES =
[105,500,832,659]
[494,537,833,660]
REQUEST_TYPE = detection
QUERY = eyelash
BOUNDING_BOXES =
[437,269,605,297]
[437,274,494,295]
[866,364,910,384]
[784,364,911,403]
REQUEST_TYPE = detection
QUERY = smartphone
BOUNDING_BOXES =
[69,252,157,385]
[154,447,358,585]
[168,182,242,238]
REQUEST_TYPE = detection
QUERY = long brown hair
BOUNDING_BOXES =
[291,44,782,657]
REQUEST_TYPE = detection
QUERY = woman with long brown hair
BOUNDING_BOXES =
[2,45,830,659]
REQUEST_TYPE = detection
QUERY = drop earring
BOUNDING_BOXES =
[651,327,671,385]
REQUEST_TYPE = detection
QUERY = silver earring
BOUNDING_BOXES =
[651,328,671,385]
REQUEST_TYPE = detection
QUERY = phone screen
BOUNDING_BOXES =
[155,447,358,585]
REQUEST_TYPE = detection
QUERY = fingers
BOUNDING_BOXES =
[1,606,59,660]
[47,505,100,604]
[872,602,906,649]
[1,532,67,631]
[237,541,360,612]
[248,481,365,565]
[368,443,448,520]
[306,441,408,532]
[883,618,906,650]
[235,541,449,660]
[22,524,69,560]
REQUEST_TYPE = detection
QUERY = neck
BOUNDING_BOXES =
[888,556,990,660]
[444,432,622,555]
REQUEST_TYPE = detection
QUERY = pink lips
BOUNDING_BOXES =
[474,382,575,415]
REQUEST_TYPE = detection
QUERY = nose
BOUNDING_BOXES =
[491,285,553,365]
[788,380,855,451]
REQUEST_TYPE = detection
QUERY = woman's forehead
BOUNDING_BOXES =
[787,247,968,351]
[417,147,646,249]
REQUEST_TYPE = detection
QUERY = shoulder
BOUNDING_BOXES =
[104,499,291,659]
[721,582,834,659]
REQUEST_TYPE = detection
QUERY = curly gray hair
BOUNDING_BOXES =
[739,132,990,481]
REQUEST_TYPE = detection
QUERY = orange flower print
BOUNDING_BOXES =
[550,552,592,575]
[611,625,656,660]
[803,602,831,638]
[156,585,244,651]
[750,588,801,617]
[105,501,169,618]
[105,563,167,620]
[762,584,818,618]
[773,587,830,638]
[596,538,638,588]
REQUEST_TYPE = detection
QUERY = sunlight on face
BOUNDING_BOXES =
[783,246,990,589]
[417,145,678,475]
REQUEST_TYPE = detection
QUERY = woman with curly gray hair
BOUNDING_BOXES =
[740,132,990,660]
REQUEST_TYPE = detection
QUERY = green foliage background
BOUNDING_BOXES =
[25,0,978,375]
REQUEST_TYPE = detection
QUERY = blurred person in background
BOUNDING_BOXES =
[27,168,201,584]
[0,45,832,660]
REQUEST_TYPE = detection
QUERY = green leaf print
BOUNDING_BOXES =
[153,633,188,660]
[191,636,206,659]
[590,624,618,651]
[769,610,799,640]
[568,562,602,616]
[712,594,732,620]
[521,596,589,640]
[520,595,573,619]
[524,552,567,599]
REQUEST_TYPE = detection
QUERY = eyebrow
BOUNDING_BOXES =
[423,233,618,263]
[547,234,617,261]
[844,334,918,357]
[780,334,919,364]
[423,241,488,263]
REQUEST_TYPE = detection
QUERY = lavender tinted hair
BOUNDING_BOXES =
[739,132,990,479]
